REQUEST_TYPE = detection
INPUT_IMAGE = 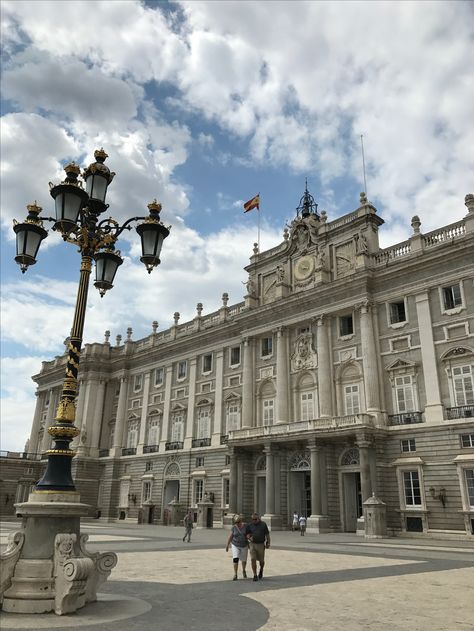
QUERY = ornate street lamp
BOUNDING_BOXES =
[12,149,171,492]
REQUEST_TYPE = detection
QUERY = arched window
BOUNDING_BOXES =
[126,417,139,448]
[196,399,212,439]
[147,412,161,445]
[341,448,360,466]
[171,408,185,442]
[225,393,241,432]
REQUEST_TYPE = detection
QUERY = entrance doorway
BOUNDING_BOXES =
[289,471,312,518]
[342,472,362,532]
[256,476,266,515]
[163,479,180,508]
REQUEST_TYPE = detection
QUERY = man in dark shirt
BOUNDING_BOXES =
[246,513,270,581]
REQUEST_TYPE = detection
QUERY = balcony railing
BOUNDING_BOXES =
[122,447,137,456]
[143,444,159,453]
[388,412,423,425]
[191,438,211,448]
[0,451,43,460]
[220,434,229,445]
[446,405,474,420]
[98,448,110,457]
[165,441,184,451]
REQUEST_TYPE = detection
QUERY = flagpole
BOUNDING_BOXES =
[257,193,261,254]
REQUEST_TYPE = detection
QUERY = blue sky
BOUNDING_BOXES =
[1,0,473,451]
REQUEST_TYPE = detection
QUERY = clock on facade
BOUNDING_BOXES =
[294,255,315,280]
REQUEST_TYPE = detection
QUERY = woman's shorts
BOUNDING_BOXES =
[231,544,248,562]
[249,542,265,563]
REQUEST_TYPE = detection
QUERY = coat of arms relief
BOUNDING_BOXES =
[290,333,318,371]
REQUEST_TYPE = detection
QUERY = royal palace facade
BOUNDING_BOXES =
[5,190,474,537]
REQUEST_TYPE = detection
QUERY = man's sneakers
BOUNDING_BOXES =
[233,575,238,581]
[253,575,258,582]
[258,568,263,580]
[243,570,247,578]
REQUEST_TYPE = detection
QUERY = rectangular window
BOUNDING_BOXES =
[145,461,153,471]
[389,300,406,324]
[339,315,354,337]
[197,408,210,438]
[443,283,462,310]
[262,399,274,425]
[223,478,230,506]
[344,385,360,415]
[401,438,416,453]
[202,353,213,373]
[154,367,164,387]
[403,470,422,506]
[194,479,204,504]
[147,418,159,445]
[126,420,139,448]
[176,388,185,399]
[461,434,474,448]
[142,481,152,503]
[196,456,204,468]
[133,374,143,393]
[261,337,273,357]
[465,469,474,507]
[177,361,187,380]
[131,399,141,409]
[301,392,314,422]
[171,415,184,442]
[452,365,474,406]
[226,403,241,431]
[395,375,415,413]
[230,346,241,366]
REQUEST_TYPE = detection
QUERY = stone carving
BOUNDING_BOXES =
[0,530,25,603]
[289,451,311,471]
[341,448,360,466]
[243,277,256,296]
[165,461,180,477]
[355,231,368,254]
[314,246,326,270]
[79,534,118,602]
[290,333,318,371]
[276,265,285,283]
[335,241,356,277]
[54,533,89,615]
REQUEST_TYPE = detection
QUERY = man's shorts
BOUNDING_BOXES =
[249,542,265,563]
[231,544,248,562]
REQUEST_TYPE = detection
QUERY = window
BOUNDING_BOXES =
[344,385,360,415]
[202,354,213,373]
[194,479,204,504]
[126,419,139,448]
[154,368,164,387]
[226,401,241,431]
[142,481,152,503]
[442,283,462,311]
[339,314,354,337]
[465,469,474,507]
[461,434,474,448]
[401,438,416,453]
[108,424,115,448]
[147,417,160,445]
[261,337,273,357]
[228,376,240,387]
[145,461,153,471]
[395,375,416,413]
[403,470,422,506]
[301,392,314,421]
[196,456,204,468]
[176,388,185,399]
[223,478,230,506]
[230,346,241,366]
[131,399,141,409]
[262,399,274,425]
[389,300,406,324]
[133,374,143,393]
[225,455,231,466]
[177,361,187,380]
[171,414,184,442]
[452,365,474,405]
[197,407,211,438]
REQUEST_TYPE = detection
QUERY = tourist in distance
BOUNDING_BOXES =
[292,511,299,531]
[183,509,193,543]
[225,514,249,580]
[298,514,307,536]
[246,513,270,581]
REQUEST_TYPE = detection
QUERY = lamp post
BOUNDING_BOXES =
[2,149,170,615]
[13,149,170,492]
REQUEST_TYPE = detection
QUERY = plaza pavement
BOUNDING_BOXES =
[1,520,473,631]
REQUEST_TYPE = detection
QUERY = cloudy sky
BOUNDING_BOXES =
[1,0,473,452]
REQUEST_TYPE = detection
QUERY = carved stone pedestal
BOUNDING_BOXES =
[0,491,117,615]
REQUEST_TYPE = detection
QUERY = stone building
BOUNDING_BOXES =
[18,189,474,536]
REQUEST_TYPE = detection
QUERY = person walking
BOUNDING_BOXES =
[298,514,307,536]
[246,513,270,581]
[183,509,193,543]
[292,511,299,532]
[225,514,249,581]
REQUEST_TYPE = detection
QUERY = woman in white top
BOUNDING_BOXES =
[225,514,249,580]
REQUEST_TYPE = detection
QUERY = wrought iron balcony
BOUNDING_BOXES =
[98,448,110,457]
[122,447,137,456]
[191,438,211,448]
[165,441,184,451]
[220,434,229,445]
[388,412,423,425]
[143,444,159,453]
[446,405,474,420]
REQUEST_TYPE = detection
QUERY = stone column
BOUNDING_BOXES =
[415,291,444,422]
[356,434,373,535]
[359,302,382,419]
[28,391,45,454]
[320,448,329,516]
[237,456,244,513]
[111,375,128,457]
[212,350,224,445]
[160,366,173,448]
[229,450,238,515]
[137,371,151,454]
[242,337,254,428]
[184,358,197,448]
[307,441,330,533]
[76,380,94,456]
[89,378,106,457]
[264,444,275,515]
[275,327,289,424]
[316,316,332,417]
[40,388,57,452]
[71,379,87,450]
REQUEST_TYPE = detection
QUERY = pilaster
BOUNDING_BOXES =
[160,366,173,448]
[242,337,254,428]
[275,327,289,423]
[29,391,45,454]
[137,371,151,454]
[316,316,332,417]
[184,358,197,449]
[111,375,128,457]
[212,350,224,445]
[359,302,382,421]
[89,379,106,458]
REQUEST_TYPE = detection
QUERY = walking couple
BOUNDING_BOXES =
[225,513,271,582]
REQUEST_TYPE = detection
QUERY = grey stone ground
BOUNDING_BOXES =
[1,520,473,631]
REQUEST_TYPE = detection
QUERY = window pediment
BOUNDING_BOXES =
[441,346,474,361]
[386,358,417,372]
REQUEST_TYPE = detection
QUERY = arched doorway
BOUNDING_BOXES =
[289,451,311,519]
[339,447,362,532]
[163,461,181,522]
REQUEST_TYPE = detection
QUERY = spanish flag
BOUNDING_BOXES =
[243,193,260,213]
